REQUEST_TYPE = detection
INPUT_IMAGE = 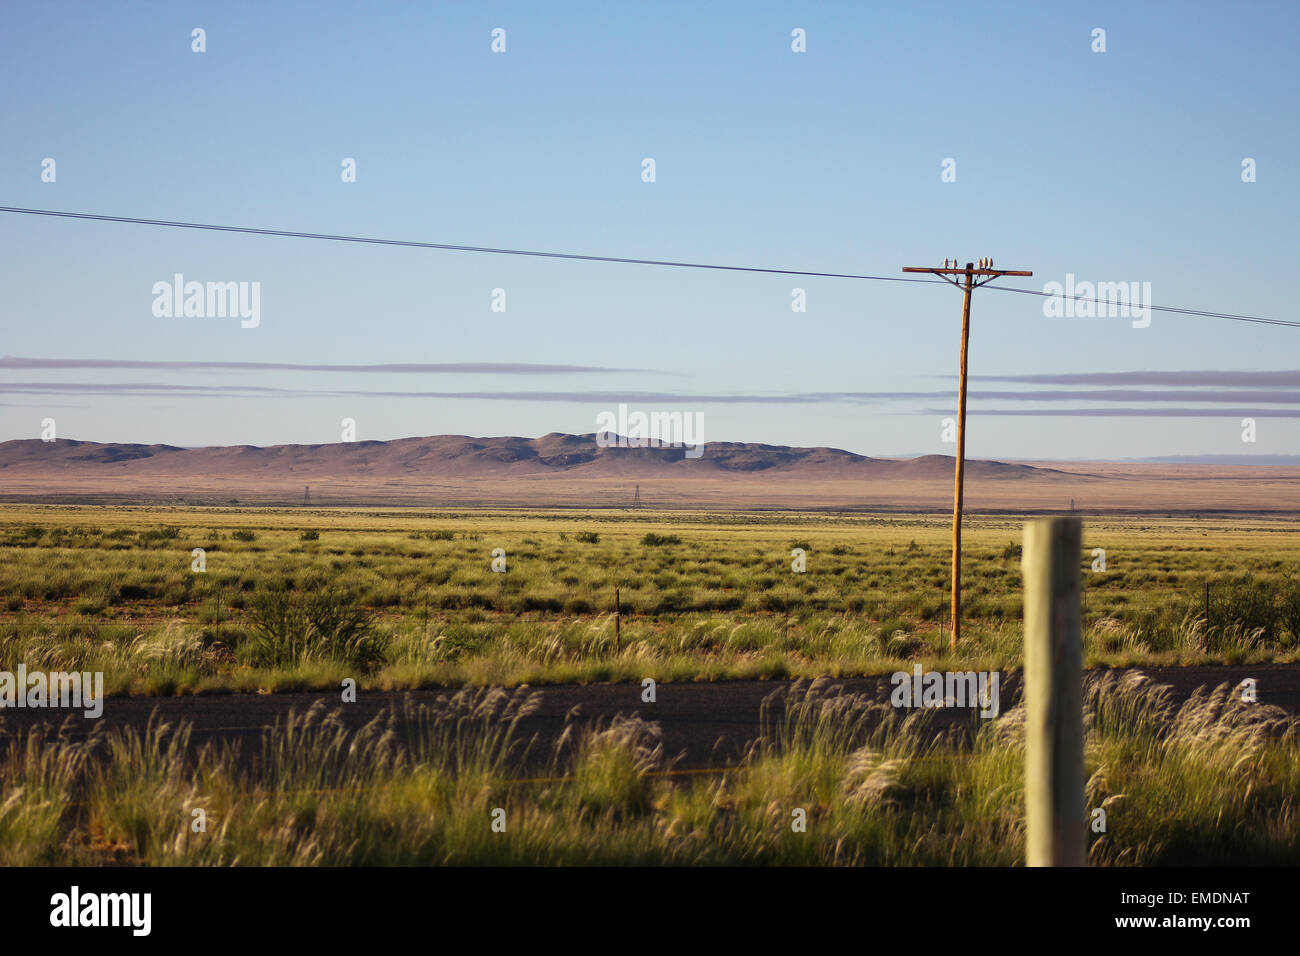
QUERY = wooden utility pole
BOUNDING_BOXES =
[902,258,1032,650]
[1022,517,1085,866]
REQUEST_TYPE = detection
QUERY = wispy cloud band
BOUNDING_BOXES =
[922,407,1300,418]
[0,355,659,375]
[5,382,1300,407]
[963,370,1300,387]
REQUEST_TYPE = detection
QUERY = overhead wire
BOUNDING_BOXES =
[2,205,1294,328]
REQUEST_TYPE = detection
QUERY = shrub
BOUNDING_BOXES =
[641,533,681,547]
[1280,579,1300,646]
[1209,579,1280,646]
[231,530,256,542]
[245,587,387,671]
[575,531,601,544]
[299,530,320,541]
[877,617,910,639]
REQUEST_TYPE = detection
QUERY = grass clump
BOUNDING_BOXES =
[244,587,388,671]
[641,532,682,547]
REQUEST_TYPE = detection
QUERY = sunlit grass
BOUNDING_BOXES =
[0,505,1297,693]
[1,674,1294,865]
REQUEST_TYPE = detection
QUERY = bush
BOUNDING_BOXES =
[1280,579,1300,646]
[231,530,256,542]
[575,531,601,544]
[245,587,387,671]
[299,530,320,541]
[1209,579,1281,646]
[877,617,910,639]
[641,533,682,547]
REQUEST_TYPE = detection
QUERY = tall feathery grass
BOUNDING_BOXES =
[0,673,1295,865]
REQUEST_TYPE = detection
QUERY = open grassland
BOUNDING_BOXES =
[1,674,1296,865]
[1,504,1298,695]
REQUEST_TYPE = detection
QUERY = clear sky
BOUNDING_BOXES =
[1,0,1297,460]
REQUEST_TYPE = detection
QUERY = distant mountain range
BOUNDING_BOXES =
[0,435,1294,513]
[0,434,1054,481]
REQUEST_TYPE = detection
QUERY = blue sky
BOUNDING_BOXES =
[1,0,1297,459]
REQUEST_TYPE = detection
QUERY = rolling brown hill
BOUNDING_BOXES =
[0,434,1294,513]
[0,435,1055,480]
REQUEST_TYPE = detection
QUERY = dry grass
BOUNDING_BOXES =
[0,504,1297,693]
[0,672,1294,865]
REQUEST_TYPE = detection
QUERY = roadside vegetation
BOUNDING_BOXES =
[1,674,1294,865]
[0,505,1297,695]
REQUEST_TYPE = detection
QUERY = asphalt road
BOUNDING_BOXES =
[1,664,1295,771]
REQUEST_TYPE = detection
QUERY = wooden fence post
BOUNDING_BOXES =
[1022,517,1085,867]
[1204,579,1211,632]
[614,586,622,654]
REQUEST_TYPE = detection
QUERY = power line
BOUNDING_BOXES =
[0,205,944,286]
[1,205,1295,329]
[981,283,1300,329]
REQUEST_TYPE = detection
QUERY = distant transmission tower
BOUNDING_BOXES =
[632,485,641,509]
[303,485,311,507]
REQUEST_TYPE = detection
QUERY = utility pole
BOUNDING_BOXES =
[902,258,1032,650]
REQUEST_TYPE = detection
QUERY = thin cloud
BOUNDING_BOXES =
[959,370,1300,388]
[922,407,1300,418]
[969,389,1300,404]
[0,355,662,375]
[7,381,1300,407]
[0,382,902,403]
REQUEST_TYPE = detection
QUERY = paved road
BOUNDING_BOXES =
[1,664,1295,771]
